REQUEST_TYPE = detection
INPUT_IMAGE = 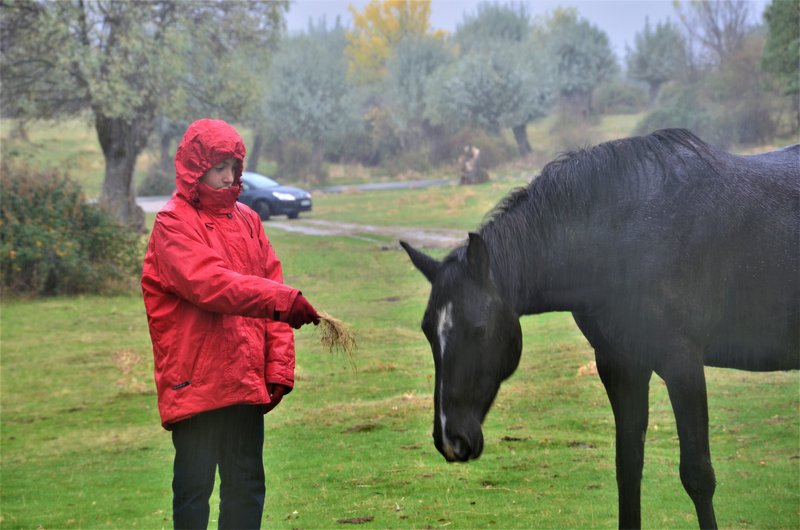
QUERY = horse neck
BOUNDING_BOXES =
[480,185,604,316]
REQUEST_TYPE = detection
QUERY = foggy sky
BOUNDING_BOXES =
[285,0,770,59]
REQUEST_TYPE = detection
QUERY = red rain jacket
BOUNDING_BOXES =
[142,119,299,429]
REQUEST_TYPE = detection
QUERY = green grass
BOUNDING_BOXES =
[311,179,527,230]
[2,194,799,528]
[1,119,798,528]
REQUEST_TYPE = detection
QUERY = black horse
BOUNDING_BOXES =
[401,129,799,529]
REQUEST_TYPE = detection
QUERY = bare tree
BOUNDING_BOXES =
[674,0,751,66]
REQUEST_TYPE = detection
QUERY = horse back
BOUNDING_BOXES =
[594,142,799,372]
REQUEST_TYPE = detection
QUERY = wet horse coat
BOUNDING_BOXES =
[401,129,799,529]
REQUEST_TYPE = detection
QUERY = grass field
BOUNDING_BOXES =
[1,119,798,528]
[2,200,799,528]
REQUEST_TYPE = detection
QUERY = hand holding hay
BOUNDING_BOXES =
[317,310,357,368]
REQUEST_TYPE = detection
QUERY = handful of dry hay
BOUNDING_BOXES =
[317,310,357,368]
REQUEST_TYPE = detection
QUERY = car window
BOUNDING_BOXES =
[242,172,279,188]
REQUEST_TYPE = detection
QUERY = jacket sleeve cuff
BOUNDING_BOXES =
[266,375,294,393]
[273,288,300,314]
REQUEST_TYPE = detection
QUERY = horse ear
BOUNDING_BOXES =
[467,232,490,279]
[400,240,440,283]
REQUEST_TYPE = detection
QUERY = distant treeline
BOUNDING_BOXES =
[2,0,797,227]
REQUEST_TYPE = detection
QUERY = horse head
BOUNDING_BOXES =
[401,233,522,462]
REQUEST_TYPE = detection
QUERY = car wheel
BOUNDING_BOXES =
[254,200,271,221]
[288,211,299,220]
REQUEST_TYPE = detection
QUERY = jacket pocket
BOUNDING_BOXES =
[172,380,191,391]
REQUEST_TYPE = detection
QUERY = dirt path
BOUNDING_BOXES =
[267,219,465,249]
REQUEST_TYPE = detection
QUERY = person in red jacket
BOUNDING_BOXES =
[141,118,319,529]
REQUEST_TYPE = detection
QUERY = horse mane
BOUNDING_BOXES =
[457,129,721,298]
[480,128,717,231]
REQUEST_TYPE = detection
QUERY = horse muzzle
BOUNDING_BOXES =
[436,429,484,462]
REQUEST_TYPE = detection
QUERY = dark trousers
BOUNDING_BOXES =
[171,405,266,530]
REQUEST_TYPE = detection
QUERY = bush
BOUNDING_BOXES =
[549,106,603,152]
[0,164,143,296]
[384,149,433,176]
[593,79,648,114]
[275,140,314,183]
[137,168,174,196]
[633,82,721,143]
[634,77,776,149]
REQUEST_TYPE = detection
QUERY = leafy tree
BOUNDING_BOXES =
[454,1,531,53]
[0,1,287,230]
[542,9,618,115]
[384,35,451,151]
[426,3,553,156]
[2,1,176,229]
[142,3,286,191]
[426,42,553,156]
[180,3,286,173]
[265,20,362,183]
[346,0,444,84]
[626,19,688,103]
[633,1,778,146]
[635,31,775,148]
[761,0,799,129]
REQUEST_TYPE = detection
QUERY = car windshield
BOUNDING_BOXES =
[242,172,279,188]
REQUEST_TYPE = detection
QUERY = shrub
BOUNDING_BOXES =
[549,105,603,152]
[0,164,143,296]
[633,82,718,142]
[384,149,433,176]
[634,79,775,149]
[275,140,312,182]
[137,168,174,196]
[593,79,648,114]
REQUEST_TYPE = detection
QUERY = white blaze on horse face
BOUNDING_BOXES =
[437,302,454,452]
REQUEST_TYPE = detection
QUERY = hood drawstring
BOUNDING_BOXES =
[236,204,255,239]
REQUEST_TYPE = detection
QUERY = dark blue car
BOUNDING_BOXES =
[239,171,313,221]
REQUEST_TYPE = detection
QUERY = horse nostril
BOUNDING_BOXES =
[439,436,471,462]
[451,435,472,462]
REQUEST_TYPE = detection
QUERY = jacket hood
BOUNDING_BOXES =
[174,119,246,210]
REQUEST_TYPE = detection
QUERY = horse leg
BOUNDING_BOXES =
[595,349,652,530]
[658,358,717,530]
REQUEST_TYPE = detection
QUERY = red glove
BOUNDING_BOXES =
[264,383,289,413]
[280,294,320,329]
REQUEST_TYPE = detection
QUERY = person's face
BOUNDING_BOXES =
[200,158,239,189]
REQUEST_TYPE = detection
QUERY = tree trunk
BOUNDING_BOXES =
[421,120,447,164]
[310,141,326,185]
[512,124,532,156]
[247,129,264,172]
[12,120,30,142]
[648,81,662,106]
[96,113,153,231]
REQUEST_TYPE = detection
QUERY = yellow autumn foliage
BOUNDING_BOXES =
[346,0,446,84]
